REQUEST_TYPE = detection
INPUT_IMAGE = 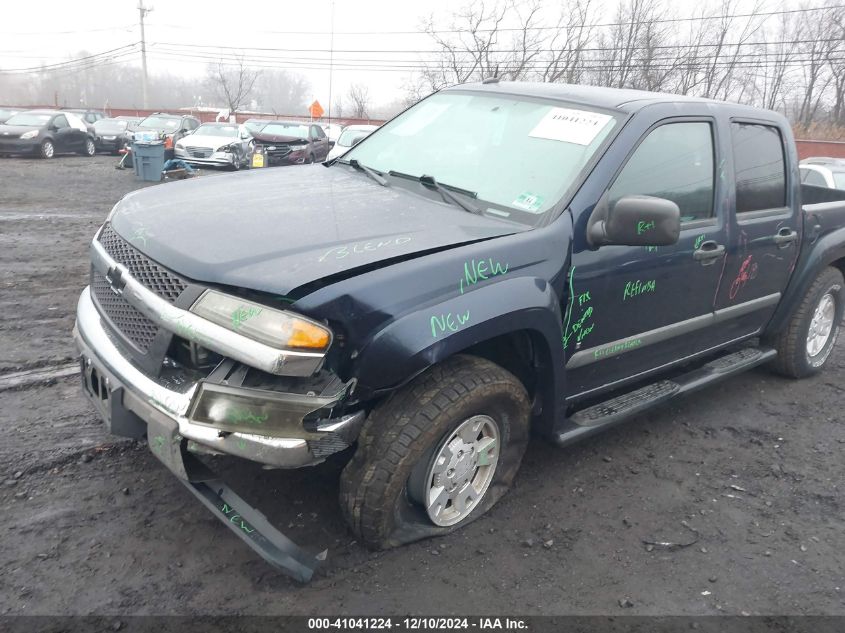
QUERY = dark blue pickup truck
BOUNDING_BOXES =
[74,80,845,581]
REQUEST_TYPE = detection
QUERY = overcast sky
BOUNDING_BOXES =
[0,0,760,111]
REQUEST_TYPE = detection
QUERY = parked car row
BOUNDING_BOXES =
[0,105,379,167]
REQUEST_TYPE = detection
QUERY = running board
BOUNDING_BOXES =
[554,346,777,446]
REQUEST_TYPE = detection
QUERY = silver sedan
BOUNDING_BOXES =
[174,123,253,170]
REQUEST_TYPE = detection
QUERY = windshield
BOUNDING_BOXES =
[194,124,239,137]
[5,113,52,126]
[139,116,180,131]
[260,123,309,139]
[245,120,268,133]
[338,128,373,147]
[344,92,618,223]
[94,120,128,133]
[833,172,845,190]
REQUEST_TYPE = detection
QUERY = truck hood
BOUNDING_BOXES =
[109,165,524,296]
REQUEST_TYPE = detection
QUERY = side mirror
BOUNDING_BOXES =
[351,137,363,146]
[588,194,680,247]
[328,140,335,149]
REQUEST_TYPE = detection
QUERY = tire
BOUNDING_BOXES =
[768,266,844,378]
[79,138,96,157]
[339,354,530,549]
[39,140,55,159]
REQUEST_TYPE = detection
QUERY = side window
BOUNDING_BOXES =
[53,115,69,129]
[802,168,828,187]
[315,126,326,139]
[609,121,715,222]
[189,119,199,130]
[731,122,786,212]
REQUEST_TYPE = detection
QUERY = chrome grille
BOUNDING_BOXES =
[186,146,211,158]
[92,270,158,351]
[98,224,187,302]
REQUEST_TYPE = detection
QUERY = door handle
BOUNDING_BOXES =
[693,240,725,265]
[773,228,798,247]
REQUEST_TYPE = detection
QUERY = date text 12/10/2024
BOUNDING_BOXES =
[307,617,528,630]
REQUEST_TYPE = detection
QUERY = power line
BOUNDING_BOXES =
[0,44,140,74]
[150,36,845,56]
[145,5,845,36]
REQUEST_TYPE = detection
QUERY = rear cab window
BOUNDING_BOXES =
[731,122,787,213]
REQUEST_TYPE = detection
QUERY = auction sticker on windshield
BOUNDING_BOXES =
[512,192,544,212]
[529,107,613,145]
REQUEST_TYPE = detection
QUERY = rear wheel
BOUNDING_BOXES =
[768,266,844,378]
[339,354,530,549]
[39,140,54,159]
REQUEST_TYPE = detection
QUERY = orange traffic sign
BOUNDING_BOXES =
[309,100,325,118]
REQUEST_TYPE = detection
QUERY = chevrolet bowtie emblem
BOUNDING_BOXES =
[105,266,126,296]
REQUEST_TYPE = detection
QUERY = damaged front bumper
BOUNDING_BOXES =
[73,286,364,580]
[74,286,364,468]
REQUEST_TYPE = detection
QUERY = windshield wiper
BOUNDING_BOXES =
[388,171,482,215]
[344,159,388,187]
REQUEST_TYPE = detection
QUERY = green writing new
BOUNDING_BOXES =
[431,310,471,338]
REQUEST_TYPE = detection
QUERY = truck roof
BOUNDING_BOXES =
[447,80,777,119]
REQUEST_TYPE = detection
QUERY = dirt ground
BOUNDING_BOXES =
[0,155,843,617]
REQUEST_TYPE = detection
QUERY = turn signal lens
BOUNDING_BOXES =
[191,290,332,351]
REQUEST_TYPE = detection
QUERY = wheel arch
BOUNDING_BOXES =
[351,276,566,434]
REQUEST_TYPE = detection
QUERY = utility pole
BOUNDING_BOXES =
[138,0,151,109]
[327,0,334,125]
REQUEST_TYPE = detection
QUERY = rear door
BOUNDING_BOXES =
[712,121,801,340]
[311,125,329,160]
[50,115,75,151]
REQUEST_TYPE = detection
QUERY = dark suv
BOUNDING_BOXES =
[248,119,331,165]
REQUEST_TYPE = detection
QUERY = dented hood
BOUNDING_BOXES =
[109,165,523,296]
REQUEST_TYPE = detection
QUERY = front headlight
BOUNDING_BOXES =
[191,290,331,351]
[216,143,235,153]
[20,130,38,139]
[175,142,184,149]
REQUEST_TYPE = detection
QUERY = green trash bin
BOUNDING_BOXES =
[132,141,166,182]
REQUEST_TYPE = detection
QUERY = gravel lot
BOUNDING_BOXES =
[0,155,843,616]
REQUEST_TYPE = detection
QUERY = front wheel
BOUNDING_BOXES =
[768,266,844,378]
[39,140,55,159]
[80,138,96,156]
[339,355,530,549]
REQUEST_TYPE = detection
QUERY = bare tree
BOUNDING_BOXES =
[206,55,260,113]
[541,0,595,84]
[347,83,371,118]
[417,0,543,92]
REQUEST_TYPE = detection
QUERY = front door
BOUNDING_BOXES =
[712,121,801,339]
[565,117,729,399]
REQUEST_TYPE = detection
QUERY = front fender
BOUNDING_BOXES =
[352,275,566,417]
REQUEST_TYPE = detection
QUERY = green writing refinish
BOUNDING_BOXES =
[623,279,657,300]
[431,310,470,338]
[593,337,643,359]
[460,257,508,294]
